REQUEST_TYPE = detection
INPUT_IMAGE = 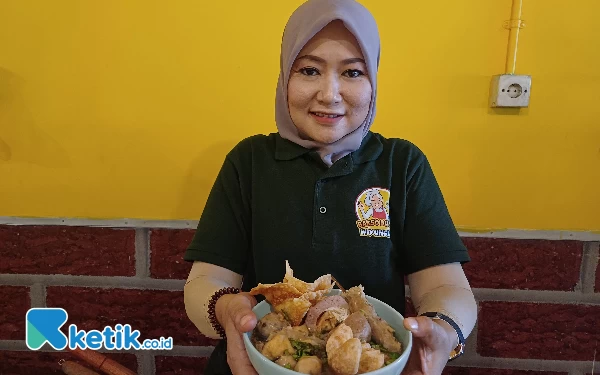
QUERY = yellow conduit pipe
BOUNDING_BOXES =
[505,0,524,74]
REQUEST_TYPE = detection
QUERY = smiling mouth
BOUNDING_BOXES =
[310,112,344,118]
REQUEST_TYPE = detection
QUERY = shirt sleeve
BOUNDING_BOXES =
[400,145,470,275]
[183,151,251,275]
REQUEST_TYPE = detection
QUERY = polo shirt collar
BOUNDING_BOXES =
[274,135,312,160]
[351,132,383,164]
[274,131,382,163]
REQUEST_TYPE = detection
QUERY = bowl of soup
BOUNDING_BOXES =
[243,288,412,375]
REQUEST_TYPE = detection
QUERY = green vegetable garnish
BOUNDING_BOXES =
[369,341,401,365]
[289,339,325,361]
[385,351,400,365]
[284,364,293,369]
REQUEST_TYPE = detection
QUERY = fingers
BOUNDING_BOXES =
[225,325,258,375]
[402,317,453,375]
[228,293,258,333]
[403,316,440,339]
[223,293,259,375]
[404,316,455,353]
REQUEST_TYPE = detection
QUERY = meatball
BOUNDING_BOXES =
[344,312,371,342]
[257,312,290,339]
[294,356,322,375]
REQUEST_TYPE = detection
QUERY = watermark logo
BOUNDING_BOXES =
[26,308,68,350]
[26,308,173,351]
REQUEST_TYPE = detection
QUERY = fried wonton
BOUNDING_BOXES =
[248,282,303,307]
[249,261,334,325]
[284,261,333,295]
[273,297,313,326]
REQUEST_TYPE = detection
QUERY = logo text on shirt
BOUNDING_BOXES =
[355,187,390,238]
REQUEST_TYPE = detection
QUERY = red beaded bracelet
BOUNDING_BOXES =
[207,287,241,339]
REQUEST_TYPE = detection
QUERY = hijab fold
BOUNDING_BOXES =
[275,0,380,166]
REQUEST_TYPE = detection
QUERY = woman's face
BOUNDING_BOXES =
[371,194,383,210]
[287,20,372,145]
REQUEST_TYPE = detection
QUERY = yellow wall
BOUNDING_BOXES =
[1,1,599,231]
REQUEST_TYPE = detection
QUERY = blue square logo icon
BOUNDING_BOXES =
[25,308,69,350]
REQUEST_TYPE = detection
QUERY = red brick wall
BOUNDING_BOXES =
[0,286,29,340]
[460,238,583,291]
[0,224,598,374]
[0,226,136,276]
[149,229,195,279]
[0,351,137,375]
[596,258,600,292]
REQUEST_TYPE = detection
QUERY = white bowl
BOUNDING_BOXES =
[243,289,413,375]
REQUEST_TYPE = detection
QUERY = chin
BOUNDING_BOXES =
[300,122,358,145]
[305,129,348,145]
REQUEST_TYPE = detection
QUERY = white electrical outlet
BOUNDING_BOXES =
[489,74,532,107]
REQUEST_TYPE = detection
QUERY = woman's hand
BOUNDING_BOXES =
[215,292,258,375]
[401,316,457,375]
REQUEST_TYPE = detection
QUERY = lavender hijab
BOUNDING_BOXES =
[275,0,380,166]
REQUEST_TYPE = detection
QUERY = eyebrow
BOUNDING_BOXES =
[296,54,366,65]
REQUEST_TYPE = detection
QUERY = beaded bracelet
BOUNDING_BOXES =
[207,286,241,339]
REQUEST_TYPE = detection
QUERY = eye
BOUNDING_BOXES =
[299,67,319,76]
[343,69,365,78]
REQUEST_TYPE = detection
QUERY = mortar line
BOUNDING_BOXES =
[136,351,155,375]
[581,242,599,294]
[0,340,214,356]
[0,340,28,350]
[156,346,215,357]
[454,355,595,372]
[0,217,197,229]
[473,288,600,305]
[135,228,150,278]
[575,254,585,293]
[0,274,185,291]
[5,273,600,303]
[457,229,600,241]
[29,283,46,308]
[1,216,599,241]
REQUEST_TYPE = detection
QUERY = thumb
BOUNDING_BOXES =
[229,293,258,333]
[403,316,436,339]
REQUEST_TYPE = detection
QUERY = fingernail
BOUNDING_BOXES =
[240,315,252,327]
[408,319,418,330]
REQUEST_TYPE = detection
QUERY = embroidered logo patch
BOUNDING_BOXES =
[355,187,390,238]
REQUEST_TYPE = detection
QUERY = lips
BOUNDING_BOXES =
[309,112,344,125]
[311,111,343,118]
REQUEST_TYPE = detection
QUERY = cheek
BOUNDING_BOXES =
[345,81,372,115]
[287,79,313,110]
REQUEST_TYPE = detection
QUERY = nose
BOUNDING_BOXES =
[316,74,342,105]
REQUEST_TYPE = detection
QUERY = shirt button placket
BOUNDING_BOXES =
[313,179,332,245]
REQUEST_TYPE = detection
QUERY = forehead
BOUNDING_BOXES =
[297,20,363,58]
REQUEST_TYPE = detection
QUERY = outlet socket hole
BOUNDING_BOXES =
[507,83,522,98]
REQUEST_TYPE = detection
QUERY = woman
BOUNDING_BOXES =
[184,1,477,374]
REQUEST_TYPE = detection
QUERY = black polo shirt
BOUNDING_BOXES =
[184,131,470,315]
